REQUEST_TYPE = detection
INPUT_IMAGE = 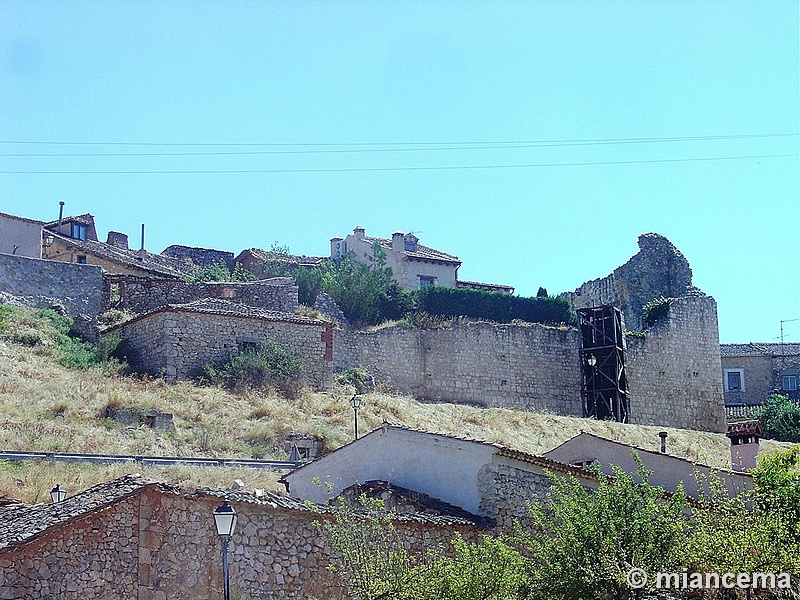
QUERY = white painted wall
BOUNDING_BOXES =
[543,433,753,498]
[285,425,496,514]
[0,214,43,259]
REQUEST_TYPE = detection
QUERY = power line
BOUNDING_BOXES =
[0,133,795,151]
[1,153,795,174]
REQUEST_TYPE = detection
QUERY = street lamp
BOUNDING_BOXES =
[49,484,66,503]
[350,394,361,440]
[587,354,597,368]
[213,501,237,600]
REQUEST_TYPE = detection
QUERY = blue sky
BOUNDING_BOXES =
[1,1,798,344]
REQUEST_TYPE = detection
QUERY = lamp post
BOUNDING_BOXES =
[213,501,237,600]
[586,355,597,418]
[350,394,361,440]
[49,484,66,503]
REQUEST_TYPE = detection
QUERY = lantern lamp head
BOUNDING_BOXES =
[350,394,361,409]
[50,484,67,503]
[213,502,237,537]
[587,355,597,368]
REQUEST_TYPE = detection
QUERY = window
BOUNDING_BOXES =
[724,369,744,392]
[419,276,435,289]
[77,255,87,264]
[70,223,88,240]
[783,375,798,392]
[404,242,416,252]
[237,338,261,353]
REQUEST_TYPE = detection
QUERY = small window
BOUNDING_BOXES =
[77,255,87,264]
[783,375,798,392]
[404,242,416,252]
[724,369,744,391]
[237,338,261,353]
[419,276,435,289]
[71,223,88,240]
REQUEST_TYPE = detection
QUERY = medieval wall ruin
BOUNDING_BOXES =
[103,275,299,315]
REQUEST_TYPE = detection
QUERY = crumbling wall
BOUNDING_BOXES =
[565,233,694,331]
[102,275,299,315]
[160,245,235,270]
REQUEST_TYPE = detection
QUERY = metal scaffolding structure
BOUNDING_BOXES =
[578,305,630,423]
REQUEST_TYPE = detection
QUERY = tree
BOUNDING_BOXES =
[183,260,256,283]
[523,456,689,600]
[751,393,800,443]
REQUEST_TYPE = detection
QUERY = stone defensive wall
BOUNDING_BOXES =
[0,253,103,318]
[335,293,726,432]
[102,275,299,315]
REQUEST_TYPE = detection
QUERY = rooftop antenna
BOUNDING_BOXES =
[780,318,799,349]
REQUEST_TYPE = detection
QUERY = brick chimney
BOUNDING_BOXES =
[727,420,762,472]
[353,226,365,240]
[106,231,129,250]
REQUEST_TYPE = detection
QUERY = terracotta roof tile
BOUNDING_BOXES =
[47,230,196,278]
[721,342,800,357]
[363,236,461,264]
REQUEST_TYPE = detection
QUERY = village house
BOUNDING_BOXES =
[101,298,334,390]
[721,342,800,413]
[281,423,599,531]
[542,430,754,497]
[0,212,45,259]
[330,226,514,293]
[42,213,197,279]
[0,475,480,600]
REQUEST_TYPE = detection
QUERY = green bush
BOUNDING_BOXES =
[194,342,306,395]
[751,393,800,443]
[183,260,256,283]
[412,286,575,326]
[642,296,674,327]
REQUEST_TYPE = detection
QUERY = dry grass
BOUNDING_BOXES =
[0,337,790,505]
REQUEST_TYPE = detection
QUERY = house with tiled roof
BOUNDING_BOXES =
[0,474,477,599]
[281,423,599,531]
[330,227,514,293]
[721,342,800,408]
[542,431,754,496]
[42,213,197,279]
[101,298,334,389]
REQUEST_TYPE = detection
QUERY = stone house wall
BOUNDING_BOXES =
[160,245,235,270]
[111,309,332,390]
[0,486,476,600]
[0,253,103,320]
[102,275,299,315]
[43,238,168,278]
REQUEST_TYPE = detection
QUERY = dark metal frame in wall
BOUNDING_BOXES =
[578,306,630,423]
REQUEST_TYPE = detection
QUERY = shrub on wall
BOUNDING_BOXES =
[751,394,800,443]
[642,296,674,327]
[412,286,575,326]
[194,342,306,397]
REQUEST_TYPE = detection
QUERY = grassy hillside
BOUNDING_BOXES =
[0,306,786,504]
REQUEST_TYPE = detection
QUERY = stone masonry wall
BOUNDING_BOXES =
[160,245,235,270]
[625,294,726,432]
[0,253,103,318]
[477,459,554,532]
[112,310,332,390]
[336,322,583,414]
[0,487,478,600]
[103,275,299,315]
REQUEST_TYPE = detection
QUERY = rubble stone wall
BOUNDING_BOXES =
[0,253,103,318]
[102,275,299,315]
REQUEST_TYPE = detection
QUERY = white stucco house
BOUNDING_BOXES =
[542,431,754,498]
[330,227,514,294]
[281,424,595,529]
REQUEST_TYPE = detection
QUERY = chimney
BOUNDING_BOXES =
[727,421,762,472]
[330,237,345,260]
[57,201,65,233]
[658,431,668,453]
[353,226,365,240]
[106,231,129,250]
[138,224,147,259]
[391,231,404,254]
